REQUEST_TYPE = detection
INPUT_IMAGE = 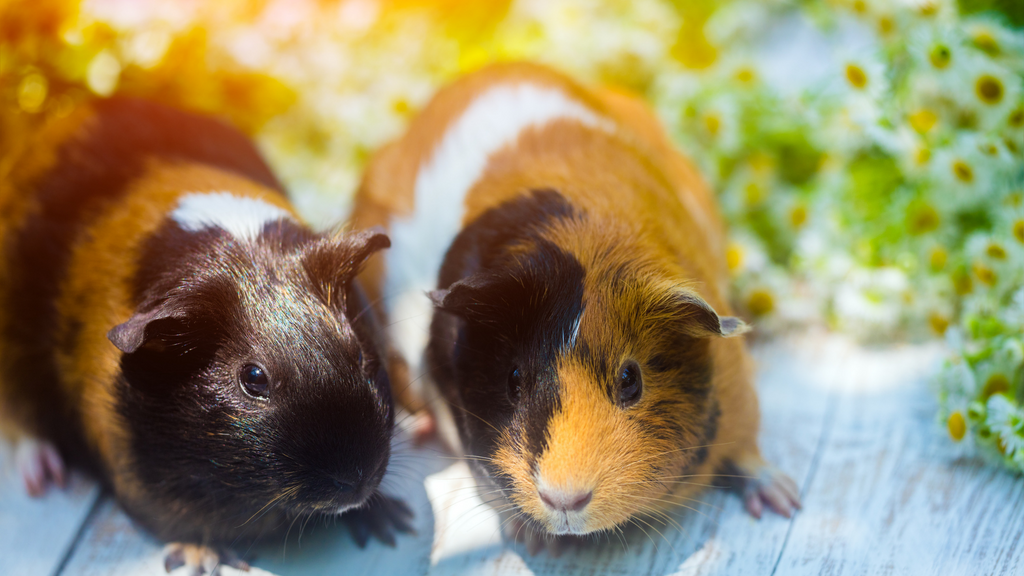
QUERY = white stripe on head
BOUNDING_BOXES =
[384,82,612,372]
[171,191,293,241]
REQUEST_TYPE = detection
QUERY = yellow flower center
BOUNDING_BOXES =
[952,160,974,183]
[747,289,775,316]
[929,312,949,335]
[878,16,894,35]
[909,109,938,133]
[1013,220,1024,244]
[929,247,947,271]
[986,243,1006,259]
[908,204,940,234]
[744,182,766,205]
[726,244,744,271]
[975,75,1004,105]
[972,31,1000,56]
[734,67,756,84]
[392,98,411,115]
[953,271,973,295]
[1009,108,1024,129]
[929,44,951,69]
[915,146,931,165]
[983,373,1010,399]
[790,205,808,228]
[947,412,966,441]
[918,1,939,16]
[704,113,721,136]
[845,64,868,89]
[973,262,996,285]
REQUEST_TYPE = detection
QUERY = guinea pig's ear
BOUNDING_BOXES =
[344,226,391,273]
[428,273,503,320]
[305,226,391,284]
[668,290,751,338]
[107,302,187,354]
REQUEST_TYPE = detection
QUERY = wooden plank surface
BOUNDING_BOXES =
[1,334,1020,575]
[0,440,100,576]
[773,340,1024,576]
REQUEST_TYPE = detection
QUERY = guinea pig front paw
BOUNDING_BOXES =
[342,494,416,547]
[163,543,250,576]
[740,465,802,519]
[15,437,66,497]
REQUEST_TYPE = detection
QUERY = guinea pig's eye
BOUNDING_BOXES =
[239,364,270,399]
[507,366,523,402]
[617,361,642,408]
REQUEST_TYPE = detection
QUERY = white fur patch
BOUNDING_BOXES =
[171,191,293,241]
[384,83,611,374]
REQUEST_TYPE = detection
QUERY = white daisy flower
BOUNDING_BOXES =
[943,53,1022,131]
[986,394,1024,458]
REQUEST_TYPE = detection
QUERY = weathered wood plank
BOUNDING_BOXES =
[424,335,842,576]
[770,340,1024,575]
[0,440,101,576]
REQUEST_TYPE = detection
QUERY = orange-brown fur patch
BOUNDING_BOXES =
[0,105,98,438]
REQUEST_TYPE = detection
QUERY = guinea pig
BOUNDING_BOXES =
[350,62,800,553]
[0,97,411,571]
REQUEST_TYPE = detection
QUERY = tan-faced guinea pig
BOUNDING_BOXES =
[350,62,801,554]
[0,97,413,570]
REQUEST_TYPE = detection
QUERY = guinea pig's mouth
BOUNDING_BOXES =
[282,479,379,516]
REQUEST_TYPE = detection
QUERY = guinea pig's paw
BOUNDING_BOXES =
[741,465,801,520]
[342,494,416,548]
[163,543,250,576]
[411,410,438,446]
[15,437,65,497]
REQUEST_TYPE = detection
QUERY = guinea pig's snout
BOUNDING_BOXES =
[332,478,357,494]
[538,488,593,513]
[532,476,596,535]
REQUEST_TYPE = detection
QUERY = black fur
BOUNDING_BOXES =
[427,189,584,486]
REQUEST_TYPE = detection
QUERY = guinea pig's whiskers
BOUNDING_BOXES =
[237,485,297,529]
[620,492,717,524]
[622,478,723,490]
[628,516,661,553]
[446,402,505,437]
[622,440,737,470]
[625,499,688,533]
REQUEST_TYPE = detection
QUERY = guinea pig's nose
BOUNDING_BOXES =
[538,489,593,513]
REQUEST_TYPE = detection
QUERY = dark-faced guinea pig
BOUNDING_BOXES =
[0,97,411,570]
[350,62,801,553]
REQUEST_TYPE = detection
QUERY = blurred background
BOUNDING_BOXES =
[1,0,1021,474]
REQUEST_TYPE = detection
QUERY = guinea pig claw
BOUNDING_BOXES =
[16,438,66,497]
[162,543,249,575]
[342,494,416,548]
[742,466,802,519]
